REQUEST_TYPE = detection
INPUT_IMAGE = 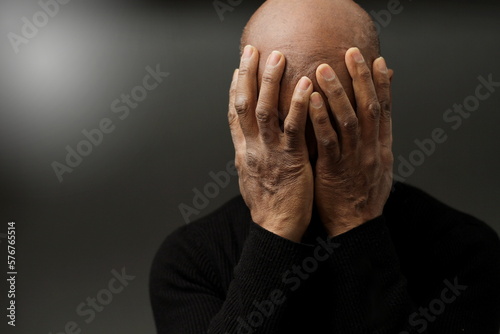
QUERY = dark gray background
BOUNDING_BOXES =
[0,0,499,333]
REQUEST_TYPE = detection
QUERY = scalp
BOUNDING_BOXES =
[240,0,380,120]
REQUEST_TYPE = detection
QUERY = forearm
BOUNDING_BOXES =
[320,215,499,333]
[208,221,316,333]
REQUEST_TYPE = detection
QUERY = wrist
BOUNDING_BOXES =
[321,214,375,237]
[257,217,310,243]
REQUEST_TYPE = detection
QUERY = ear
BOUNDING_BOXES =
[388,69,394,83]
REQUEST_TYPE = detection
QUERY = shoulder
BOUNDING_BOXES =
[385,182,500,288]
[386,182,499,244]
[169,195,250,251]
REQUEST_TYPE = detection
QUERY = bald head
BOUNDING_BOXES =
[241,0,380,121]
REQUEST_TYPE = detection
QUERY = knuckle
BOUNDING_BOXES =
[377,80,391,91]
[234,156,244,172]
[245,150,259,168]
[227,110,238,125]
[363,156,378,169]
[284,121,299,137]
[238,66,250,77]
[234,95,251,115]
[379,101,392,120]
[262,72,277,85]
[358,68,372,82]
[255,111,270,124]
[366,102,381,120]
[315,114,331,126]
[320,135,338,151]
[329,85,345,99]
[291,95,307,110]
[342,116,358,132]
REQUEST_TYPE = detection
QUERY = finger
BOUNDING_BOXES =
[309,92,340,163]
[234,45,259,140]
[255,51,285,144]
[345,47,380,148]
[315,63,358,153]
[388,69,394,83]
[284,76,313,150]
[228,69,245,154]
[373,57,393,148]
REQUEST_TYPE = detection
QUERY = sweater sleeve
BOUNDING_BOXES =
[149,220,316,334]
[150,212,500,333]
[322,215,500,334]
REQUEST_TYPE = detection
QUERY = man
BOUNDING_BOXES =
[150,0,500,333]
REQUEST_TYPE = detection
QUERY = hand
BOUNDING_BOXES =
[308,47,394,237]
[228,45,314,243]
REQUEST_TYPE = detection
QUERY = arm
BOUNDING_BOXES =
[149,219,319,334]
[229,45,314,243]
[316,213,500,333]
[151,44,318,333]
[309,48,500,333]
[150,215,500,333]
[151,46,500,333]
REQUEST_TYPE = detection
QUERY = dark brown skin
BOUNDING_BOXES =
[240,0,381,126]
[228,0,394,241]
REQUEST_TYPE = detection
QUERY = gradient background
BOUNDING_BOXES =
[0,0,499,333]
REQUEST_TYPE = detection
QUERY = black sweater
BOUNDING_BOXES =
[150,182,500,333]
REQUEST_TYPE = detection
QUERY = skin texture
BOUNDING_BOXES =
[240,0,382,156]
[229,0,394,241]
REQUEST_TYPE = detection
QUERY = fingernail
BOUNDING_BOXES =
[267,51,282,66]
[242,45,253,59]
[352,48,364,63]
[310,92,323,108]
[319,64,336,81]
[298,76,311,91]
[377,57,388,73]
